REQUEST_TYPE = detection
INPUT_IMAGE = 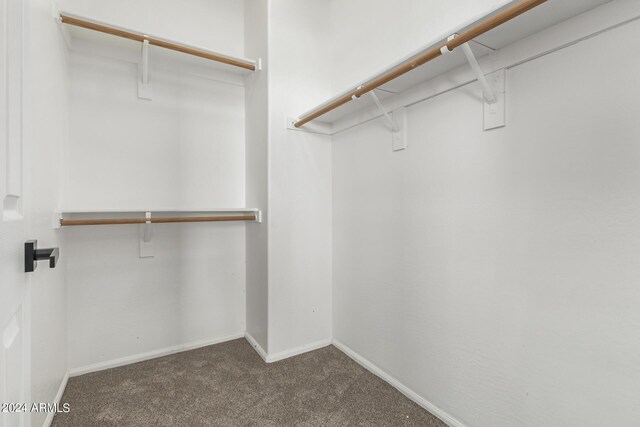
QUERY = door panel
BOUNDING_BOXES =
[0,0,27,426]
[4,0,21,210]
[1,309,23,427]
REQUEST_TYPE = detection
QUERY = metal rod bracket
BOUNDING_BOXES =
[351,86,364,101]
[440,34,458,55]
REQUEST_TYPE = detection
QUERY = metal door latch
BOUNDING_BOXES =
[25,240,59,272]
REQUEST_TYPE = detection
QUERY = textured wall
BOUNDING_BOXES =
[267,0,333,356]
[329,0,509,93]
[61,0,247,371]
[333,7,640,427]
[244,0,269,353]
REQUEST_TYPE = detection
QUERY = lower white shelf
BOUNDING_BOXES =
[55,208,262,229]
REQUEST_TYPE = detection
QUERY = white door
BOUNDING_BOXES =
[0,0,28,426]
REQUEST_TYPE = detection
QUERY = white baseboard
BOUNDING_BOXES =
[43,371,69,427]
[66,334,462,426]
[244,333,332,364]
[266,338,332,363]
[69,332,245,377]
[244,332,268,362]
[332,339,466,427]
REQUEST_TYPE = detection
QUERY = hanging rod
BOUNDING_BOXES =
[294,0,546,128]
[60,215,257,227]
[59,13,257,72]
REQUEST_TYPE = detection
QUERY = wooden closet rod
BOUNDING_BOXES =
[294,0,546,128]
[60,215,257,227]
[59,14,257,72]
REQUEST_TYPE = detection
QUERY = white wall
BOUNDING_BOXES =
[244,0,269,353]
[267,0,333,356]
[24,0,69,425]
[332,9,640,427]
[61,0,247,370]
[65,55,245,210]
[329,0,508,94]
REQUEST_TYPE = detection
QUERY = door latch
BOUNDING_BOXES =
[25,240,59,272]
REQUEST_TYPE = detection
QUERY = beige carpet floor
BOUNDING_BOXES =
[53,339,446,426]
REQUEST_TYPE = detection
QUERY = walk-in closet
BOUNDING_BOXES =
[1,0,638,426]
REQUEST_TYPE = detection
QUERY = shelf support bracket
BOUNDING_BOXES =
[369,90,398,133]
[369,90,407,151]
[138,38,153,100]
[442,34,505,130]
[460,42,497,105]
[462,43,506,130]
[139,212,154,258]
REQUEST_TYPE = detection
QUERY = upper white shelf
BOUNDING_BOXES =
[293,0,610,127]
[58,11,258,78]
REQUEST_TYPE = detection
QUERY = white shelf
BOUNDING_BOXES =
[56,208,262,228]
[58,11,258,84]
[59,208,259,214]
[295,0,611,126]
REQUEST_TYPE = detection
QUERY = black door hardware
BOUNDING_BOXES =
[25,240,59,273]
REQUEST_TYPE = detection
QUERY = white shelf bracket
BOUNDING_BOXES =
[460,42,497,105]
[139,212,154,258]
[369,90,407,151]
[442,34,505,130]
[138,38,153,100]
[369,90,398,133]
[452,37,505,130]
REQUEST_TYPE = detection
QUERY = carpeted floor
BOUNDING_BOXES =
[53,339,446,426]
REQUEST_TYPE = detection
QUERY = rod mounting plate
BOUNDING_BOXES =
[139,212,154,258]
[286,117,332,136]
[483,68,506,130]
[392,108,407,151]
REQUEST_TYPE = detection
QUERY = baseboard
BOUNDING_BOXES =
[64,335,462,426]
[332,339,466,427]
[244,332,268,362]
[266,338,332,363]
[43,371,69,427]
[69,332,245,377]
[244,333,332,364]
